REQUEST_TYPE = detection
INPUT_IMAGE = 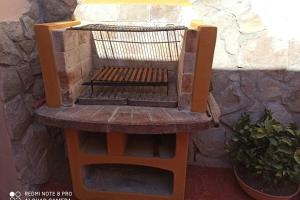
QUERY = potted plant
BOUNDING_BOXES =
[227,110,300,200]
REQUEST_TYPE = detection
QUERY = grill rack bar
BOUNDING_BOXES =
[68,24,187,32]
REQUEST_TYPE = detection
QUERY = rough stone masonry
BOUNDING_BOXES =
[0,0,77,194]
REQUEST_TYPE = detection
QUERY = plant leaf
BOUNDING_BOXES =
[275,171,283,177]
[286,128,296,136]
[278,146,293,154]
[251,128,267,139]
[269,138,278,146]
[232,135,239,142]
[294,149,300,165]
[273,163,283,170]
[281,138,292,146]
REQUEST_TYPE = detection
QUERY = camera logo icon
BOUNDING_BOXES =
[9,191,21,200]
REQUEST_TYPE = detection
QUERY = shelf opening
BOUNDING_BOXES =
[125,134,176,158]
[79,132,107,155]
[84,164,174,196]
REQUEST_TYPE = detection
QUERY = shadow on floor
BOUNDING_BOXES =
[40,162,264,200]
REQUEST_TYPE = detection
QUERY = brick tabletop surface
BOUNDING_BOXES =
[35,105,213,134]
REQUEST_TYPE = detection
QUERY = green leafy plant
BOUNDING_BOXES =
[227,109,300,184]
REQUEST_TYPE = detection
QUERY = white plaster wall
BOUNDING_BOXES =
[74,4,187,25]
[0,0,30,21]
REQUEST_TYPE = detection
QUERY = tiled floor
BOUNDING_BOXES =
[185,166,252,200]
[41,164,300,200]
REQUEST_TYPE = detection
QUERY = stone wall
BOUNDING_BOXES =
[0,14,48,193]
[189,0,300,167]
[74,4,186,25]
[0,0,77,198]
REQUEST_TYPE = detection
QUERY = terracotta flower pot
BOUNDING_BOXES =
[234,167,300,200]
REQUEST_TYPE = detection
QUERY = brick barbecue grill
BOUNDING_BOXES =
[34,20,219,200]
[70,24,186,107]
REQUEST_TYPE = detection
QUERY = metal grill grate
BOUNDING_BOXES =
[78,70,178,108]
[90,67,168,84]
[83,66,169,95]
[69,24,186,62]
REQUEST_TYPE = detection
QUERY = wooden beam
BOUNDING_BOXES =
[191,25,217,112]
[35,21,81,107]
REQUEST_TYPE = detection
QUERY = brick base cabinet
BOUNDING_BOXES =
[35,104,213,200]
[65,130,189,200]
